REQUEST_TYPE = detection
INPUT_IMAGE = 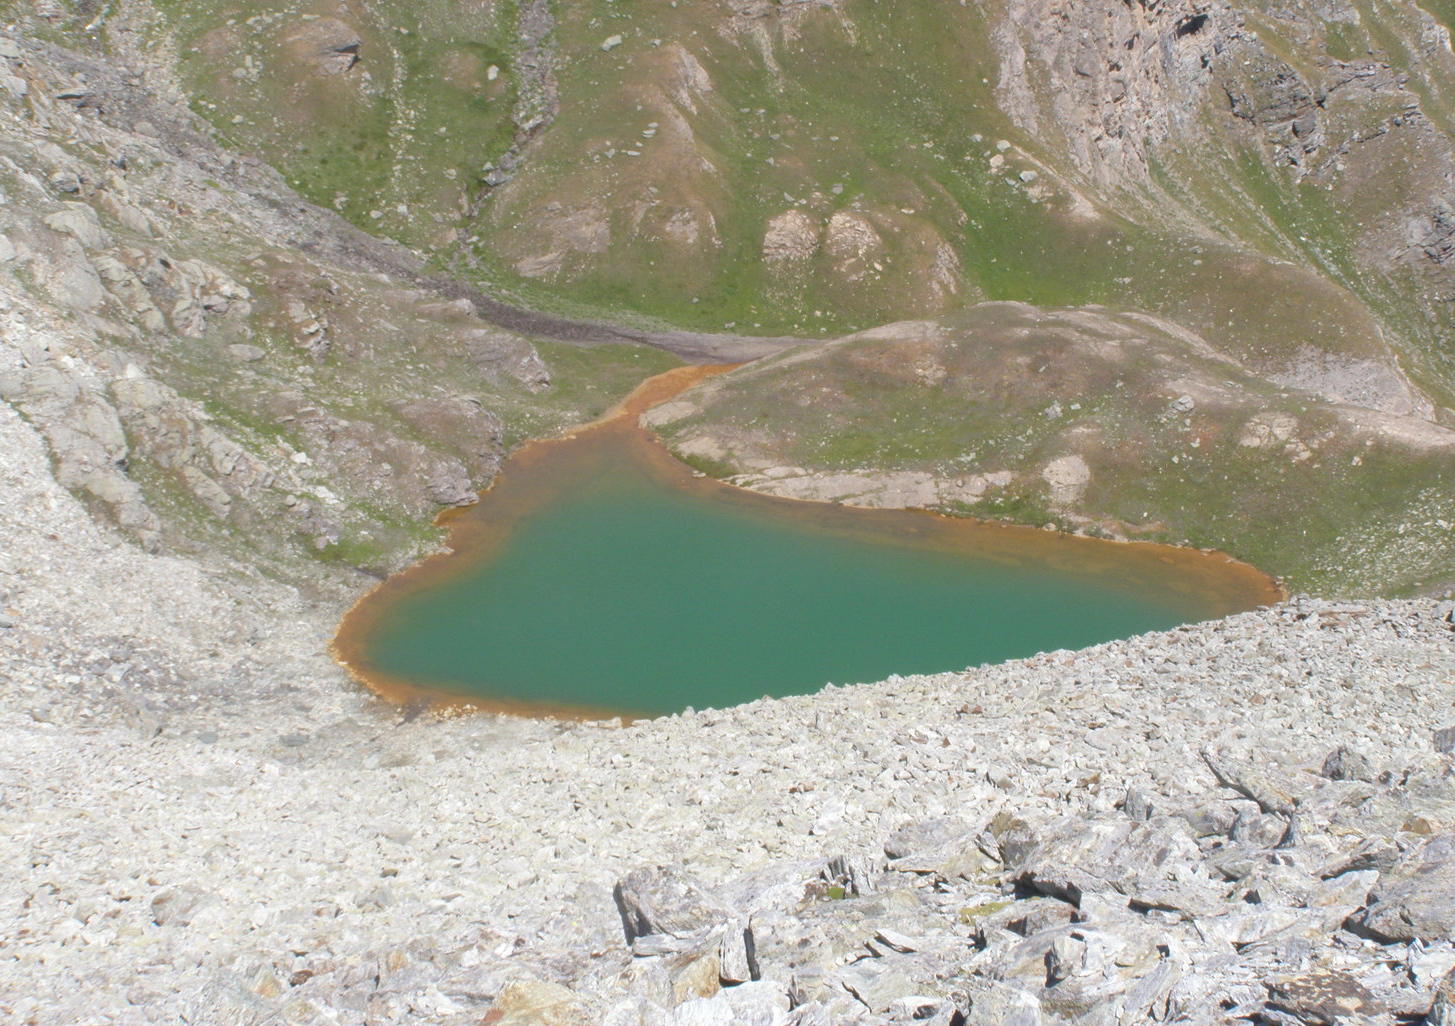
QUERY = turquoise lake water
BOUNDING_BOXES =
[344,417,1258,717]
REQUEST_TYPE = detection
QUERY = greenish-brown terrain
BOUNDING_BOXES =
[2,0,1451,596]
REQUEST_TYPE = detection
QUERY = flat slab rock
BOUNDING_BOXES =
[1354,833,1455,943]
[1266,970,1385,1023]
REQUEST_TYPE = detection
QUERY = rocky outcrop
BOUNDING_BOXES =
[1353,834,1455,943]
[762,211,821,262]
[280,18,364,77]
[0,29,624,581]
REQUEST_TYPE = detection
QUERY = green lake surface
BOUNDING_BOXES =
[344,408,1270,718]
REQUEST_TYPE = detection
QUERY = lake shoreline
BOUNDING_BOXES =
[332,366,1284,718]
[6,393,1454,1025]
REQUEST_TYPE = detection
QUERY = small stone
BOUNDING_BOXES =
[1009,898,1076,935]
[723,981,791,1023]
[226,344,266,362]
[485,978,584,1026]
[1321,744,1375,782]
[717,920,758,984]
[1179,801,1236,838]
[601,34,624,52]
[837,962,913,1015]
[1019,169,1039,183]
[0,37,21,59]
[1435,725,1455,754]
[668,993,735,1026]
[670,945,721,1004]
[0,614,15,628]
[873,928,917,953]
[614,866,730,942]
[890,997,957,1023]
[1122,787,1155,822]
[150,886,207,927]
[250,970,284,1000]
[1230,808,1287,848]
[1046,934,1085,983]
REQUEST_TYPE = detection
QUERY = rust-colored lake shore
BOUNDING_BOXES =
[332,365,1284,720]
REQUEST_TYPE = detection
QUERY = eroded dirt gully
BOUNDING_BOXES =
[332,365,1284,719]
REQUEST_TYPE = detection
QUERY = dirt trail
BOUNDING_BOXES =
[414,272,820,362]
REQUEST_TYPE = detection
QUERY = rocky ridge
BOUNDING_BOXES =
[0,28,801,591]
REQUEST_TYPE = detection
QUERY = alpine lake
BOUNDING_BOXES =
[334,367,1281,719]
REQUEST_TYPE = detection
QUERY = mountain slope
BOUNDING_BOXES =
[6,0,1455,596]
[0,27,678,591]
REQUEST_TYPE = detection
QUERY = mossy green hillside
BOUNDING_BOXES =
[461,0,1443,393]
[141,0,521,249]
[656,305,1455,596]
[102,0,1455,404]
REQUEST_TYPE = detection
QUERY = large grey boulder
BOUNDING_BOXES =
[883,817,972,860]
[1430,965,1455,1026]
[43,203,109,250]
[1201,747,1300,816]
[963,980,1042,1026]
[1320,745,1376,783]
[39,236,105,311]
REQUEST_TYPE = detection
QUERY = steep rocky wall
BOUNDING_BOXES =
[993,0,1455,391]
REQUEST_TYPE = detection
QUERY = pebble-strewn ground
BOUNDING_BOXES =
[5,379,1455,1025]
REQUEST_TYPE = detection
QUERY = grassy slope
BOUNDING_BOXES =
[657,310,1455,596]
[117,0,1455,388]
[27,0,1451,595]
[141,0,521,248]
[459,0,1443,398]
